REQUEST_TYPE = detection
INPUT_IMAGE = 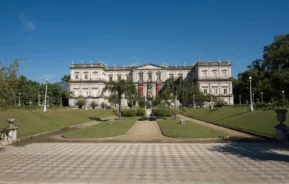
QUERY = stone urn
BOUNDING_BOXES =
[7,119,16,129]
[275,109,287,124]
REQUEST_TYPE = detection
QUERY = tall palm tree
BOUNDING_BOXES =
[125,82,138,109]
[102,80,130,119]
[160,77,183,120]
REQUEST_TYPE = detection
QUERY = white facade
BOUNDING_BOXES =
[69,61,233,106]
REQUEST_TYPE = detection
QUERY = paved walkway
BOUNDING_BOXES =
[118,120,166,141]
[1,142,289,183]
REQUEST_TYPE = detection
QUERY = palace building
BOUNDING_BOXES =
[68,60,233,106]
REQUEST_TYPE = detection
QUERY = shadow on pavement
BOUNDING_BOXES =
[210,142,289,162]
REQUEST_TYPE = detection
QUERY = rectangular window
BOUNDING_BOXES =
[75,75,79,80]
[224,89,227,94]
[169,74,174,78]
[214,89,217,94]
[109,76,112,81]
[118,76,121,81]
[178,74,183,79]
[126,75,130,81]
[139,74,143,81]
[85,75,88,80]
[204,89,207,94]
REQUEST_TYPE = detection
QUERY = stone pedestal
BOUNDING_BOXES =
[275,123,289,141]
[275,109,288,142]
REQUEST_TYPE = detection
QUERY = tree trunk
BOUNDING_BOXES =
[174,95,177,120]
[118,94,122,119]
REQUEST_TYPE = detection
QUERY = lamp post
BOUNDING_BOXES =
[249,76,254,111]
[261,92,263,103]
[18,93,21,106]
[43,79,48,113]
[239,95,241,105]
[209,83,213,109]
[47,96,50,107]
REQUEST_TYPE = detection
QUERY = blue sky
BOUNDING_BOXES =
[0,0,289,83]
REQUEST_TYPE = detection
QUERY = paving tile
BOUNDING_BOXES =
[0,142,289,183]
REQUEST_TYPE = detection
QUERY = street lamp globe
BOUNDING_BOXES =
[249,76,252,80]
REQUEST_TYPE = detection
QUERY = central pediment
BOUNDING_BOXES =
[136,63,163,70]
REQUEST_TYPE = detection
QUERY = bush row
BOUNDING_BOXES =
[114,108,146,117]
[152,108,174,117]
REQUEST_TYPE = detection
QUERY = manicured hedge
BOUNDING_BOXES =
[136,109,146,116]
[120,108,146,117]
[152,108,174,117]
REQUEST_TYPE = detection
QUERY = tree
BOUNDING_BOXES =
[90,101,98,109]
[75,96,86,109]
[263,34,289,70]
[125,82,138,109]
[61,75,70,83]
[138,96,146,108]
[102,80,130,119]
[233,34,289,104]
[0,60,20,106]
[159,77,183,120]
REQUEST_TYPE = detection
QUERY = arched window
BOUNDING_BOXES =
[202,70,208,78]
[156,71,161,81]
[139,72,143,81]
[147,71,152,81]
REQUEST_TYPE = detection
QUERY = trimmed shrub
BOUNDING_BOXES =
[136,108,146,116]
[121,109,136,117]
[75,97,86,109]
[90,101,98,109]
[101,102,106,109]
[214,99,226,107]
[152,108,174,117]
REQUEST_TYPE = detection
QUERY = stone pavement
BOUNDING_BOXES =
[1,142,289,184]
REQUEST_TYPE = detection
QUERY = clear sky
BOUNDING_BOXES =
[0,0,289,83]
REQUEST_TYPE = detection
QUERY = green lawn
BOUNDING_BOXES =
[64,117,137,138]
[158,118,227,138]
[215,110,289,138]
[180,108,248,122]
[0,109,114,138]
[180,108,289,138]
